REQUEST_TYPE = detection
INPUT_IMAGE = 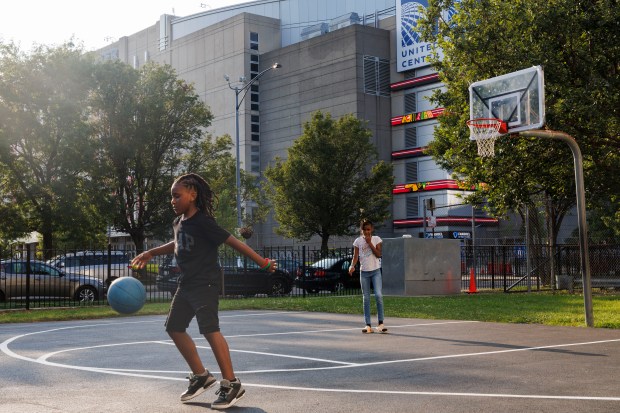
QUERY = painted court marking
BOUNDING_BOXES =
[2,313,620,402]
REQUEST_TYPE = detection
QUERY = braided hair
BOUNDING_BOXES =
[173,173,217,217]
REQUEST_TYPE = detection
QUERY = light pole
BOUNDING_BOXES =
[226,62,282,229]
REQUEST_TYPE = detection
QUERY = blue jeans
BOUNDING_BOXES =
[360,269,384,326]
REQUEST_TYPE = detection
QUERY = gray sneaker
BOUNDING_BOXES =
[211,378,245,409]
[180,371,217,402]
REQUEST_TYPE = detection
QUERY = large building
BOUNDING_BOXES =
[97,0,499,247]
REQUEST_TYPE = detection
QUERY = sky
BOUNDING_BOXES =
[1,0,256,52]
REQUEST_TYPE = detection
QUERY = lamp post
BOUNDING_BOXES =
[226,62,281,229]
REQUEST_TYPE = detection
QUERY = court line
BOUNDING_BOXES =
[2,317,620,402]
[224,320,479,338]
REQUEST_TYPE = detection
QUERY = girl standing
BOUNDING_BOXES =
[349,219,387,333]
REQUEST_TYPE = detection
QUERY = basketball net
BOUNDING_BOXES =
[466,118,506,157]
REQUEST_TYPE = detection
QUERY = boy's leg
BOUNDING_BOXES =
[169,330,205,374]
[168,330,217,402]
[204,331,235,380]
[205,331,246,409]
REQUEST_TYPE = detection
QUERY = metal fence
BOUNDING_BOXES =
[1,243,619,310]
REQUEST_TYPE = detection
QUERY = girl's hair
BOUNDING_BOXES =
[360,218,373,230]
[174,173,217,217]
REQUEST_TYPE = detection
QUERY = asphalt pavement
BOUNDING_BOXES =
[1,311,619,413]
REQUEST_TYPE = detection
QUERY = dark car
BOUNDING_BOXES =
[0,259,105,303]
[155,255,181,294]
[276,259,303,275]
[294,257,360,293]
[155,257,293,297]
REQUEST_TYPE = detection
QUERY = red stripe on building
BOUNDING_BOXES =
[393,216,499,228]
[391,147,427,159]
[390,73,440,91]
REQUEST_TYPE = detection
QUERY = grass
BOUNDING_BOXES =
[1,291,619,328]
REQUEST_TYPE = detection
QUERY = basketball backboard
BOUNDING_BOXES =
[469,66,545,134]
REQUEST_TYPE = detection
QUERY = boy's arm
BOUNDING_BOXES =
[131,241,175,269]
[224,235,277,272]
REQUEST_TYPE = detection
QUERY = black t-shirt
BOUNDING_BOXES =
[173,213,230,287]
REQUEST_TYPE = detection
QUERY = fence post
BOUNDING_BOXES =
[26,248,31,310]
[491,245,496,289]
[502,245,507,293]
[302,246,306,298]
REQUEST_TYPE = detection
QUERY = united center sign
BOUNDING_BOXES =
[396,0,460,72]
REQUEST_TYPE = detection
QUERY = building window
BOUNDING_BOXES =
[250,54,259,76]
[405,127,417,148]
[251,145,260,173]
[251,115,260,141]
[406,161,418,182]
[363,56,390,97]
[250,84,259,111]
[250,32,259,51]
[406,196,420,218]
[405,93,417,113]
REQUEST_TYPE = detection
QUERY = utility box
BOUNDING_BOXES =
[382,237,461,295]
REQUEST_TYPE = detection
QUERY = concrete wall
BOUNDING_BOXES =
[382,237,461,295]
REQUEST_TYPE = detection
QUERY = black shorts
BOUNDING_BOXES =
[165,284,220,334]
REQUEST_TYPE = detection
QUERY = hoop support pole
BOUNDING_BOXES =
[519,130,593,327]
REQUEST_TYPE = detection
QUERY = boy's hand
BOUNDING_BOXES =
[131,251,153,269]
[263,258,278,272]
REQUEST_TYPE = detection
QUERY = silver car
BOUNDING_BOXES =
[0,260,105,302]
[47,250,132,285]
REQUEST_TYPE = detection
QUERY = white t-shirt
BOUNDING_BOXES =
[353,235,382,272]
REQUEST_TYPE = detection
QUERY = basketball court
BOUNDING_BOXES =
[1,310,619,413]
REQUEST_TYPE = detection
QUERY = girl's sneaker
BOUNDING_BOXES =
[376,324,388,333]
[362,325,373,333]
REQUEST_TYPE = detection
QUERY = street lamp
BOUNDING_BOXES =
[226,62,282,229]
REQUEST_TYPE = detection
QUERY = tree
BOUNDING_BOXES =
[183,134,270,236]
[0,42,107,255]
[265,111,393,255]
[89,61,213,253]
[418,0,620,242]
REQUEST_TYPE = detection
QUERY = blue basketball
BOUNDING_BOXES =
[107,276,146,314]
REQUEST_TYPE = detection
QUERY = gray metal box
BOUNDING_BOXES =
[382,237,461,296]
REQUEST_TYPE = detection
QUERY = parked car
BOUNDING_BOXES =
[0,259,105,302]
[155,257,294,297]
[294,257,360,293]
[156,255,181,293]
[276,259,303,275]
[47,250,132,285]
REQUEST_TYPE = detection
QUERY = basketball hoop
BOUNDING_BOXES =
[466,118,507,157]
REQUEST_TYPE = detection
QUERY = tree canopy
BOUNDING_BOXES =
[0,42,105,254]
[89,61,214,252]
[418,0,620,241]
[0,42,267,253]
[265,111,393,255]
[183,134,269,237]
